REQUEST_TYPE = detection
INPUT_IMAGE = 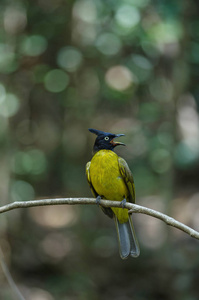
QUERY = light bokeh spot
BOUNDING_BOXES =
[73,0,97,22]
[57,47,83,72]
[26,288,54,300]
[0,44,18,73]
[105,65,134,91]
[95,32,122,56]
[21,35,47,56]
[115,5,140,29]
[44,69,69,93]
[11,180,35,201]
[0,93,20,117]
[12,149,47,175]
[29,205,78,228]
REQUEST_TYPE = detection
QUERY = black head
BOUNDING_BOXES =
[89,128,125,152]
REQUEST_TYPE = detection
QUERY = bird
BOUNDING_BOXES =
[86,128,140,259]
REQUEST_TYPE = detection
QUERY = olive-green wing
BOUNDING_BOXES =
[118,157,135,203]
[86,161,113,219]
[86,161,98,198]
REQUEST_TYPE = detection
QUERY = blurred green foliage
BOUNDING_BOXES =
[0,0,199,299]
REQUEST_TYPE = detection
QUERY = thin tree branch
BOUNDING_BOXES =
[0,197,199,239]
[0,247,26,300]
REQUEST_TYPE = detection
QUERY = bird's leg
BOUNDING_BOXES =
[96,195,101,206]
[120,198,127,208]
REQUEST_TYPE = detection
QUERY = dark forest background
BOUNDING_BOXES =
[0,0,199,299]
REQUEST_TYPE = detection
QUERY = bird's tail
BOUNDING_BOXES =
[114,215,140,259]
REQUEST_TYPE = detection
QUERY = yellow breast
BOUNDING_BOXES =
[89,150,129,223]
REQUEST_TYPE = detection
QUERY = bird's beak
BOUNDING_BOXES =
[110,134,125,146]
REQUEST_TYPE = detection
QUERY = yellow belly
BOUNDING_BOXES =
[90,150,129,223]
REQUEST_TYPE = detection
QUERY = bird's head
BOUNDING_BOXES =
[89,128,125,152]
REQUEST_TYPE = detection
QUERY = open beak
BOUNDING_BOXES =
[110,134,125,146]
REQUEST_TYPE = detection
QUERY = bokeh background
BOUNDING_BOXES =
[0,0,199,299]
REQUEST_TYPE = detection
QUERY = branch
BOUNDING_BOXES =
[0,247,25,300]
[0,197,199,240]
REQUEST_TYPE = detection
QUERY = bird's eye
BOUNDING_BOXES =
[104,136,109,141]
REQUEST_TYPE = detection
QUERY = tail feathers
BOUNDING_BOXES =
[114,215,140,259]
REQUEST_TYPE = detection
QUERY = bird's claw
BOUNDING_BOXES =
[120,198,127,208]
[96,195,101,206]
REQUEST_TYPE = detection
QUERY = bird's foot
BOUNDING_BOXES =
[120,198,127,208]
[96,195,101,206]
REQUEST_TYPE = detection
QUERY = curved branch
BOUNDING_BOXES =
[0,247,25,300]
[0,197,199,239]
